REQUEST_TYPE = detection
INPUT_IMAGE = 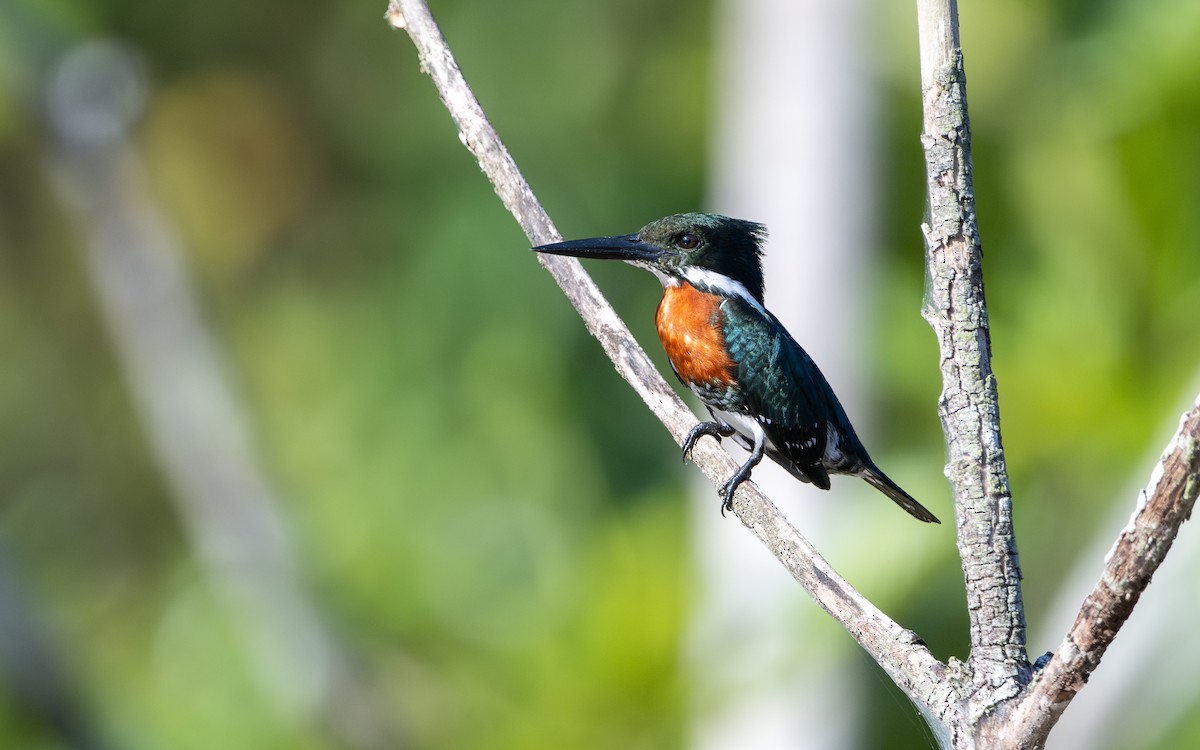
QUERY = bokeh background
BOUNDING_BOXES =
[1,0,1199,749]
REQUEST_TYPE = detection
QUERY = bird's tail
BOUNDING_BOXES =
[861,467,940,524]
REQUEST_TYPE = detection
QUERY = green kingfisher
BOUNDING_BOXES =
[533,213,939,523]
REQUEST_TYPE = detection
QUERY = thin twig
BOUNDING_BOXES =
[385,0,948,713]
[998,396,1200,747]
[915,0,1029,710]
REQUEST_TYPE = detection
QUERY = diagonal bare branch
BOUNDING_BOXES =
[997,395,1200,747]
[385,0,948,715]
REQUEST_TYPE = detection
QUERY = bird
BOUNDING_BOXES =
[532,213,939,523]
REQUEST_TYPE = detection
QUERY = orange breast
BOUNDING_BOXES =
[655,283,736,387]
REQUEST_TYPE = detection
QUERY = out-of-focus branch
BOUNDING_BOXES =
[385,0,949,714]
[999,395,1200,747]
[45,41,393,750]
[915,0,1029,711]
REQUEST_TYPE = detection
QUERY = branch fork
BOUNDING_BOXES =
[387,1,1200,745]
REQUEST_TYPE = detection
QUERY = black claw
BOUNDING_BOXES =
[681,420,734,463]
[717,465,753,516]
[714,430,766,517]
[680,420,757,517]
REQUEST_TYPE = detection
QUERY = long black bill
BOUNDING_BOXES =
[531,234,665,263]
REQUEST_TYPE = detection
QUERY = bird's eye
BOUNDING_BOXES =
[675,233,700,249]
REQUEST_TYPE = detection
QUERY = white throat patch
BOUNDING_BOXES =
[681,267,766,316]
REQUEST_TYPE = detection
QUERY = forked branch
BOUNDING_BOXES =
[387,0,1200,746]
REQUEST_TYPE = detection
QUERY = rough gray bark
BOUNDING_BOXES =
[387,0,1200,747]
[915,0,1029,729]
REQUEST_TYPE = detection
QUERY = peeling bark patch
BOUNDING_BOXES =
[813,564,861,618]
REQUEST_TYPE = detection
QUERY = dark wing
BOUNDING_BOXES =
[720,297,839,489]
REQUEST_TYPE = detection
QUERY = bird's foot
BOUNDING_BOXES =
[681,420,735,463]
[682,420,758,517]
[717,462,756,517]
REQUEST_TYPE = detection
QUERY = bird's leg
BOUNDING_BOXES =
[718,424,766,515]
[681,420,735,463]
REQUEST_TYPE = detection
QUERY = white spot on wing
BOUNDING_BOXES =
[823,423,844,464]
[713,408,775,451]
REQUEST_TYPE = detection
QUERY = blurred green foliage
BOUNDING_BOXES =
[0,0,1197,748]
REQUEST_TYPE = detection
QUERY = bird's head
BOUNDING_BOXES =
[533,213,768,303]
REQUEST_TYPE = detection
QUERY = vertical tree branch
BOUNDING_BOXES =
[692,0,890,746]
[46,42,394,748]
[915,0,1029,715]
